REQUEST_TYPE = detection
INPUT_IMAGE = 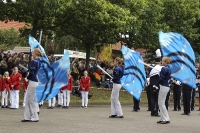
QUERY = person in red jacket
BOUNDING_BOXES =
[1,72,9,108]
[10,67,22,109]
[62,71,73,108]
[80,71,90,108]
[23,72,29,108]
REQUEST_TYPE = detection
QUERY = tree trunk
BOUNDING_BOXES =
[85,43,91,71]
[31,20,38,38]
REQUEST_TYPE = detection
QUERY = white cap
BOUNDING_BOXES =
[155,49,161,57]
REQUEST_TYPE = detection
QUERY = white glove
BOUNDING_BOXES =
[153,85,159,90]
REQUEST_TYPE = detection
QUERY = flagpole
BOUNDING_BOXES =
[97,65,113,79]
[138,60,154,69]
[39,30,43,44]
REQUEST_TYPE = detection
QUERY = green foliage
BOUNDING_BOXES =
[0,28,19,50]
[3,0,65,37]
[54,35,83,54]
[55,0,134,69]
[163,0,200,55]
[1,0,200,63]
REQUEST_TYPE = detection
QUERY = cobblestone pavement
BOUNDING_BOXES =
[0,105,199,133]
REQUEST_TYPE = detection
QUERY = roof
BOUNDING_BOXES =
[0,21,25,31]
[13,47,30,53]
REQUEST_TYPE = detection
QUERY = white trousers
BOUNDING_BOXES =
[1,89,8,106]
[48,97,56,107]
[158,85,170,121]
[63,90,70,106]
[58,92,63,106]
[81,91,88,107]
[10,90,19,108]
[23,92,26,107]
[111,83,123,116]
[24,80,39,121]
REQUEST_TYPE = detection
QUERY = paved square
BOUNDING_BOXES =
[0,105,199,133]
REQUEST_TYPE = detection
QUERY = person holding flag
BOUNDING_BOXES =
[21,48,43,122]
[154,57,172,124]
[109,57,124,118]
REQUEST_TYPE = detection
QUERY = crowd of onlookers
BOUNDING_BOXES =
[70,58,114,89]
[0,49,115,90]
[0,49,29,77]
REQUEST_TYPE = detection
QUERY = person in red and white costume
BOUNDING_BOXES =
[48,97,56,109]
[23,72,29,108]
[80,71,90,108]
[62,71,73,108]
[57,88,63,107]
[1,72,10,108]
[10,67,22,109]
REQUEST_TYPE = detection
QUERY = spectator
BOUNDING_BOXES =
[7,57,14,75]
[1,56,8,75]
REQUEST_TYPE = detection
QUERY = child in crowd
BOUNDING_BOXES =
[23,72,29,108]
[57,88,63,107]
[80,71,90,108]
[1,72,10,108]
[62,71,73,109]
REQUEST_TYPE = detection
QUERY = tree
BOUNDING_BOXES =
[55,0,134,69]
[163,0,200,54]
[54,35,84,54]
[2,0,65,38]
[0,28,19,49]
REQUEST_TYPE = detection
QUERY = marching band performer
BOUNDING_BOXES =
[48,97,56,109]
[109,57,124,118]
[80,71,90,108]
[10,67,22,109]
[23,72,29,108]
[21,48,42,122]
[1,72,10,108]
[57,88,63,107]
[62,71,73,108]
[154,57,172,124]
[172,79,182,111]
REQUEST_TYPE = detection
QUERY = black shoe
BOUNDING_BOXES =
[57,105,62,107]
[81,106,84,108]
[47,107,51,109]
[9,107,15,109]
[154,114,160,117]
[109,115,117,118]
[116,115,124,118]
[157,120,163,123]
[191,108,194,111]
[21,119,30,122]
[1,106,5,108]
[132,109,138,112]
[147,109,151,111]
[160,121,170,124]
[172,109,177,111]
[181,113,187,115]
[5,106,9,108]
[29,120,39,122]
[51,106,54,109]
[178,108,181,111]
